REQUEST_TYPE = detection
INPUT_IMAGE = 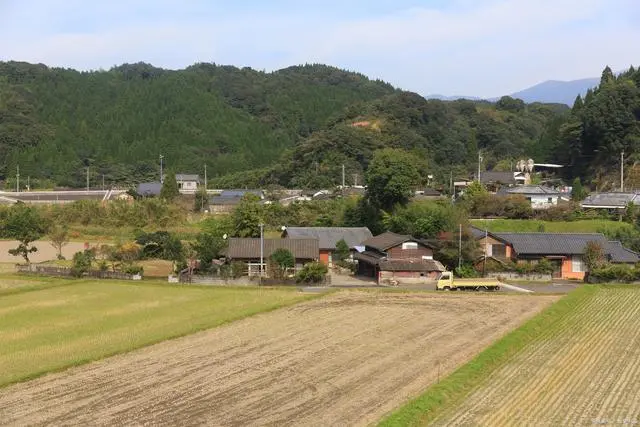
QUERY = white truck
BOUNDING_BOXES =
[436,271,501,291]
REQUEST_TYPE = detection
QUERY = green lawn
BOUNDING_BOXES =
[471,218,633,234]
[0,278,314,387]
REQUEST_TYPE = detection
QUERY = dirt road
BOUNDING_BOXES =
[0,291,557,426]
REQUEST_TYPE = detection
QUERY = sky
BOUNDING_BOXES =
[1,0,639,98]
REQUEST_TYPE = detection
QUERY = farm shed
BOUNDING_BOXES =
[355,232,445,285]
[281,227,372,266]
[224,238,319,277]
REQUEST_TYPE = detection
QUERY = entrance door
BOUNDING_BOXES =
[550,259,562,279]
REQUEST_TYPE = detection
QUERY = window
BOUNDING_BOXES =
[547,197,553,203]
[572,255,585,272]
[402,242,418,250]
[492,244,506,259]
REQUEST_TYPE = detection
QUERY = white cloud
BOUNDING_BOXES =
[0,0,638,96]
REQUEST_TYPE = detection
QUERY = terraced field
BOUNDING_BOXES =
[432,286,640,426]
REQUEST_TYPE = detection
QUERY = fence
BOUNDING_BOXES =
[16,264,141,280]
[178,273,330,286]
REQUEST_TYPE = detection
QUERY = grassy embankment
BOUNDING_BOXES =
[0,277,317,387]
[379,285,598,426]
[471,218,632,234]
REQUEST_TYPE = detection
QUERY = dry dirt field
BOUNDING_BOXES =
[433,286,640,426]
[0,291,557,426]
[0,240,87,263]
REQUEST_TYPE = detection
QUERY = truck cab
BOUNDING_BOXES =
[436,271,454,290]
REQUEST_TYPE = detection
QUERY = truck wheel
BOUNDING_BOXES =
[443,286,451,291]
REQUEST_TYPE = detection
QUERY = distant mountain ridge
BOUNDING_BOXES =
[509,78,599,105]
[426,77,599,105]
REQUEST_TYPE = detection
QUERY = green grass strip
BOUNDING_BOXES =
[378,285,599,427]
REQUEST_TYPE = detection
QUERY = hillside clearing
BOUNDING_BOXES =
[0,291,556,426]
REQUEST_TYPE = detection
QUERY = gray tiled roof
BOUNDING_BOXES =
[220,189,263,198]
[477,171,516,185]
[379,259,446,272]
[501,185,560,195]
[493,232,608,255]
[362,232,435,251]
[137,182,162,196]
[225,238,319,260]
[283,227,372,250]
[581,192,640,208]
[176,174,200,182]
[354,250,445,272]
[607,241,640,263]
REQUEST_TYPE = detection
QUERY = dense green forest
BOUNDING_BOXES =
[557,66,640,189]
[0,61,393,187]
[1,61,637,189]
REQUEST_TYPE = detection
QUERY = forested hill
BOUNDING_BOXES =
[0,60,585,189]
[0,61,394,187]
[558,66,640,189]
[256,94,570,189]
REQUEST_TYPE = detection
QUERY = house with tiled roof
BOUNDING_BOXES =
[282,226,372,266]
[224,237,319,277]
[354,232,445,285]
[471,226,639,280]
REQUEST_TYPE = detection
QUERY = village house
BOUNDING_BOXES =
[136,182,163,198]
[499,185,563,209]
[175,174,201,193]
[224,238,319,277]
[581,192,640,213]
[208,189,264,213]
[281,227,372,266]
[355,232,445,285]
[472,227,639,280]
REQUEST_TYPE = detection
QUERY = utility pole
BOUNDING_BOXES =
[483,228,488,277]
[160,154,164,184]
[102,174,105,190]
[353,173,358,187]
[621,150,625,192]
[27,176,30,191]
[204,164,208,190]
[458,223,462,270]
[342,164,345,188]
[16,165,19,193]
[259,223,264,285]
[86,167,90,191]
[477,151,483,183]
[450,171,454,199]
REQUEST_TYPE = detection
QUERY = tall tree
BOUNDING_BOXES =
[4,204,48,263]
[365,148,421,211]
[160,171,179,201]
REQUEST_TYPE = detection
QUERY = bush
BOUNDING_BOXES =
[296,262,328,283]
[123,265,144,275]
[589,264,640,283]
[454,264,478,278]
[71,249,96,277]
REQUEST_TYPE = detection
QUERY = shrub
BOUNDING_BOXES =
[123,265,144,275]
[589,264,640,283]
[71,249,96,277]
[269,248,295,279]
[296,262,328,283]
[454,264,478,278]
